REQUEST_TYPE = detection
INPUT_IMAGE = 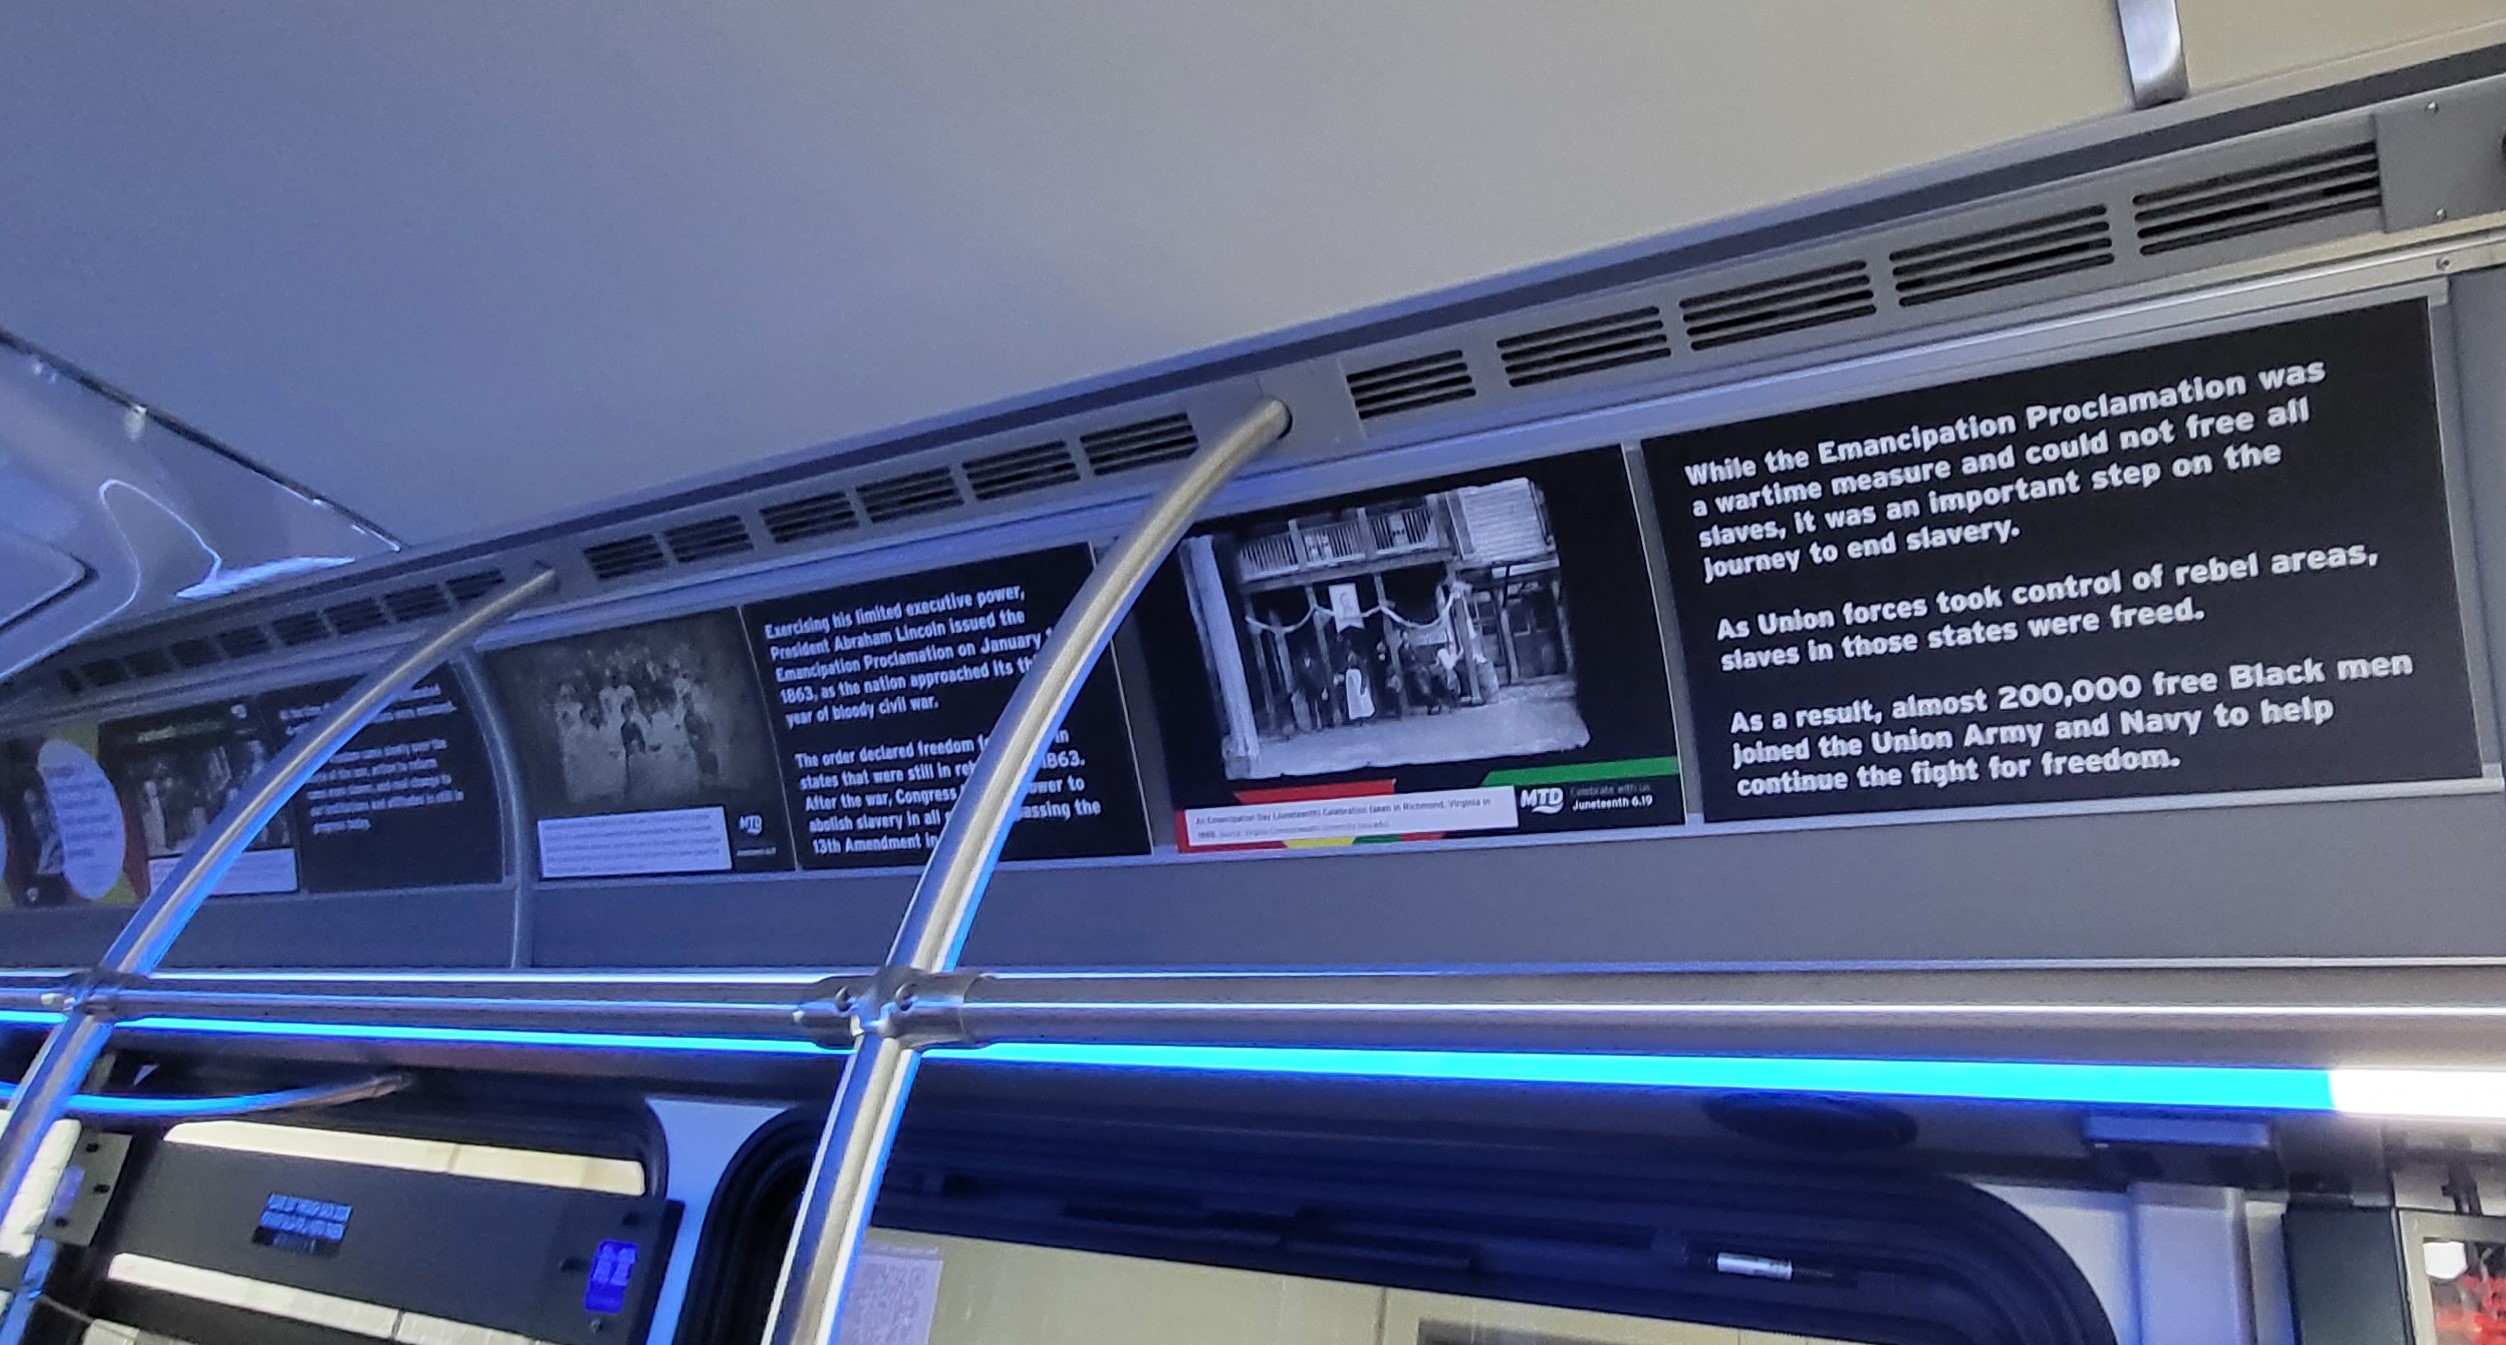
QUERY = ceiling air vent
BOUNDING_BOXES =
[664,515,754,564]
[1346,350,1475,421]
[383,585,452,623]
[215,627,272,659]
[324,597,389,637]
[1081,414,1198,476]
[859,468,961,523]
[77,659,129,689]
[1680,261,1878,352]
[444,569,505,604]
[55,668,82,697]
[123,648,174,679]
[761,491,860,545]
[2133,142,2381,256]
[1891,206,2114,307]
[1496,307,1672,388]
[168,639,222,670]
[270,612,330,648]
[964,441,1080,501]
[583,534,669,582]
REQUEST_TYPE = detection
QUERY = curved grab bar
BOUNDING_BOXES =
[0,568,558,1230]
[1,1071,411,1123]
[763,398,1289,1345]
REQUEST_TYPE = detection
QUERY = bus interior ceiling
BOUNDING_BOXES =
[8,6,2506,1345]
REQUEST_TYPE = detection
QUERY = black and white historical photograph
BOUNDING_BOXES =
[487,610,784,818]
[1176,475,1593,780]
[98,702,293,862]
[1137,447,1683,843]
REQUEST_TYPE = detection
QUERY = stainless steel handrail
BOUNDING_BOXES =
[761,397,1289,1345]
[105,987,822,1037]
[14,965,2506,1062]
[0,567,557,1229]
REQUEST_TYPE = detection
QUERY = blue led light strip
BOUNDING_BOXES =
[962,1041,2341,1111]
[17,1009,2506,1118]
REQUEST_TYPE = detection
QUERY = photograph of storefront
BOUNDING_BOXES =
[1177,475,1591,780]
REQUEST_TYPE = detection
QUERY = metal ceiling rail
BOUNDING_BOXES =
[763,396,1290,1345]
[0,567,560,1247]
[5,967,2498,1067]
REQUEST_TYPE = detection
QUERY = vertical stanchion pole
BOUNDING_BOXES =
[763,398,1289,1345]
[0,567,559,1230]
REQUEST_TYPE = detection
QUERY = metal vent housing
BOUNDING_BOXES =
[1347,351,1475,420]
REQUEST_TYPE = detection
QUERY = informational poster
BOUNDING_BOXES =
[744,546,1150,868]
[2,725,137,907]
[98,700,299,896]
[263,674,502,890]
[485,609,794,877]
[1136,447,1683,850]
[1644,300,2484,822]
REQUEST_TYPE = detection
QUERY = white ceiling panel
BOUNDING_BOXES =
[0,4,2133,547]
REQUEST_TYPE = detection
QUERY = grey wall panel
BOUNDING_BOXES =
[531,794,2506,968]
[0,887,515,970]
[532,873,913,970]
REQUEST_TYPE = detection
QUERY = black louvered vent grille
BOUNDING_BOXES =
[168,639,222,670]
[216,628,272,659]
[123,648,173,679]
[761,491,859,545]
[859,468,961,523]
[383,585,452,622]
[1346,351,1475,420]
[1680,262,1879,351]
[270,613,330,648]
[1891,206,2114,307]
[77,659,128,688]
[964,441,1081,501]
[2133,143,2381,256]
[324,597,389,636]
[583,534,669,581]
[1496,307,1673,387]
[445,570,505,604]
[664,515,754,564]
[1080,414,1198,475]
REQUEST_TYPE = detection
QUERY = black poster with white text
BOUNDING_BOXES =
[744,545,1150,867]
[1645,300,2483,821]
[264,674,502,891]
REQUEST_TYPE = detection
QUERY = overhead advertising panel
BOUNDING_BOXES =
[97,699,300,896]
[1136,447,1683,850]
[1644,300,2484,822]
[486,611,794,878]
[2,725,136,907]
[16,679,506,906]
[744,544,1150,868]
[265,674,502,890]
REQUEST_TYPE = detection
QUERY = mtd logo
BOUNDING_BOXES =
[1518,785,1565,815]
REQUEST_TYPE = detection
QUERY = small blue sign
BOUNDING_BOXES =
[583,1239,638,1315]
[253,1193,352,1256]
